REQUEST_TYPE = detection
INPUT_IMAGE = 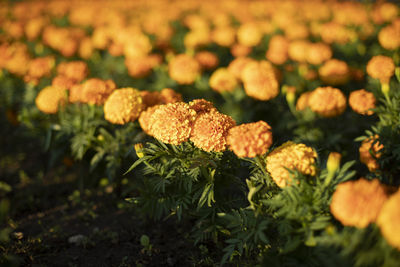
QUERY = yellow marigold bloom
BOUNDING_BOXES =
[25,17,47,41]
[378,25,400,50]
[35,86,67,114]
[57,61,89,82]
[195,51,219,70]
[103,88,144,125]
[377,189,400,250]
[160,88,182,104]
[242,61,279,101]
[148,102,197,145]
[319,59,350,86]
[211,26,236,47]
[140,91,162,108]
[138,105,158,136]
[266,35,289,65]
[80,78,116,105]
[319,22,355,44]
[366,55,395,85]
[188,99,216,114]
[227,121,273,158]
[190,110,236,152]
[288,40,309,63]
[209,68,238,93]
[306,43,332,65]
[349,89,376,116]
[227,57,255,80]
[184,29,211,49]
[24,56,55,85]
[377,2,399,23]
[123,32,152,59]
[284,23,309,40]
[125,54,162,78]
[308,87,346,117]
[52,75,77,90]
[330,178,388,228]
[296,91,312,111]
[69,84,83,103]
[168,54,201,85]
[359,135,383,172]
[230,44,252,58]
[265,141,317,188]
[237,22,262,47]
[79,37,94,59]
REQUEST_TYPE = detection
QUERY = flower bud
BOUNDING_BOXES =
[327,152,341,174]
[135,143,144,158]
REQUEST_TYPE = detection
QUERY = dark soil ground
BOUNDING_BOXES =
[0,112,220,267]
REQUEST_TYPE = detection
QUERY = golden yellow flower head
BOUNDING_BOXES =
[349,89,376,115]
[52,75,77,90]
[227,57,255,80]
[188,99,216,114]
[366,55,395,84]
[377,189,400,250]
[330,178,389,228]
[319,59,350,85]
[148,102,197,145]
[288,40,309,63]
[230,43,252,58]
[57,61,89,82]
[26,56,55,80]
[209,68,238,93]
[266,35,289,65]
[227,121,273,158]
[211,26,236,47]
[140,91,162,109]
[103,88,144,125]
[306,42,332,65]
[308,87,347,117]
[140,88,182,110]
[160,88,183,104]
[296,91,312,111]
[190,110,236,152]
[168,54,201,85]
[359,135,383,172]
[237,22,262,47]
[194,51,219,70]
[378,25,400,50]
[35,86,67,114]
[265,141,317,188]
[138,105,159,136]
[125,55,161,78]
[80,78,116,105]
[242,61,279,101]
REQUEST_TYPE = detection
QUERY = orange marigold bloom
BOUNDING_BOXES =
[209,68,238,93]
[168,54,201,85]
[227,57,255,80]
[230,43,252,58]
[35,86,67,114]
[138,105,159,135]
[378,25,400,50]
[237,22,263,47]
[148,102,197,145]
[377,189,400,250]
[103,88,144,125]
[366,55,395,84]
[188,99,216,114]
[160,88,182,104]
[265,141,317,188]
[69,84,83,103]
[52,75,77,90]
[195,51,219,70]
[24,56,55,85]
[296,91,312,111]
[349,89,376,115]
[242,61,279,101]
[227,121,273,158]
[306,43,332,65]
[125,54,162,78]
[308,87,346,117]
[359,135,383,172]
[80,78,116,105]
[57,61,89,82]
[211,26,236,47]
[190,110,236,152]
[319,59,350,86]
[288,40,309,63]
[330,178,388,228]
[266,35,289,65]
[140,91,162,108]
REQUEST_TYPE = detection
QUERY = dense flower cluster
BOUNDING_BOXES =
[265,141,317,188]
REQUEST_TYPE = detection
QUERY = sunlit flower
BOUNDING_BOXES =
[227,121,273,158]
[359,135,383,172]
[378,25,400,50]
[306,43,332,65]
[103,88,144,125]
[366,55,395,84]
[288,40,309,63]
[188,99,216,114]
[349,89,376,115]
[209,68,238,93]
[308,87,346,117]
[195,51,219,70]
[80,78,116,105]
[330,178,388,228]
[24,56,55,85]
[160,88,182,104]
[35,86,67,114]
[377,189,400,250]
[168,54,201,85]
[125,54,162,78]
[237,22,262,47]
[211,26,236,47]
[319,59,350,85]
[57,61,89,82]
[266,35,289,65]
[296,91,312,111]
[242,61,279,101]
[230,43,252,57]
[138,105,159,135]
[227,57,255,80]
[148,102,197,145]
[52,75,77,90]
[265,141,317,188]
[190,110,236,152]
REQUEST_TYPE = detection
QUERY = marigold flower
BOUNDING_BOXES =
[195,51,219,70]
[79,37,94,59]
[359,135,383,172]
[377,189,400,250]
[69,84,83,103]
[308,87,346,117]
[52,75,77,90]
[296,91,312,111]
[319,59,350,85]
[138,105,158,135]
[366,55,395,84]
[330,178,388,228]
[306,43,332,65]
[227,57,255,80]
[24,56,55,85]
[265,141,317,188]
[148,102,197,145]
[160,88,182,104]
[230,44,252,58]
[288,40,309,63]
[190,110,236,152]
[188,99,216,114]
[211,26,236,47]
[209,68,238,93]
[103,88,144,125]
[266,35,289,65]
[227,121,273,158]
[242,61,279,101]
[80,78,116,105]
[184,29,211,49]
[168,54,201,85]
[125,54,162,78]
[349,89,376,115]
[140,91,162,108]
[35,86,67,114]
[57,61,89,82]
[378,26,400,50]
[237,22,262,47]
